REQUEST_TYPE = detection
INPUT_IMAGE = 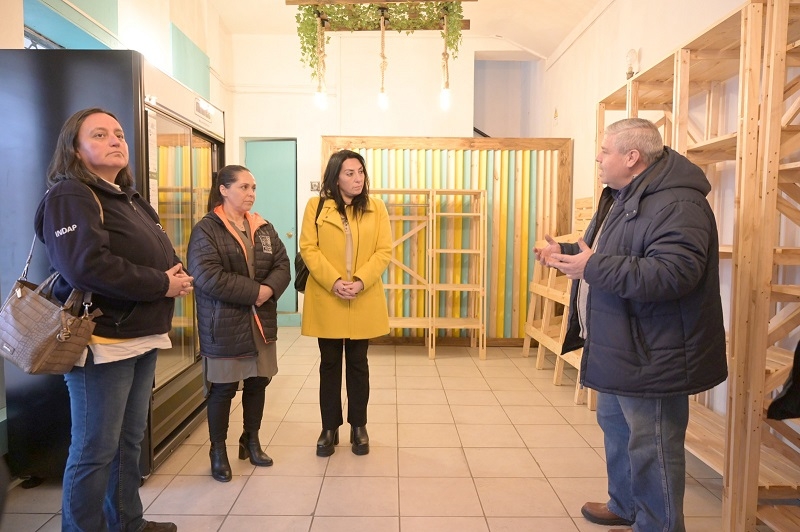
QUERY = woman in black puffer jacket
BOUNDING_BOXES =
[187,164,290,482]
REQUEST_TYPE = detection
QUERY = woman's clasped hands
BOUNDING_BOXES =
[165,263,194,298]
[333,278,363,300]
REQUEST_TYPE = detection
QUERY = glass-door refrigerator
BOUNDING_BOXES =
[141,96,222,473]
[0,49,224,480]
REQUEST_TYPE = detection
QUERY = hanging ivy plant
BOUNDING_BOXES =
[296,2,464,77]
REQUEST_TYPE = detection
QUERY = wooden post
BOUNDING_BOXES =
[724,2,768,530]
[672,49,690,155]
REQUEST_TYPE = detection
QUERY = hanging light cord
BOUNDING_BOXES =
[442,12,450,90]
[316,13,327,92]
[380,12,387,93]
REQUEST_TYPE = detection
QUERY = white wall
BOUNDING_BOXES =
[539,0,745,199]
[474,60,537,138]
[118,0,172,73]
[224,30,521,217]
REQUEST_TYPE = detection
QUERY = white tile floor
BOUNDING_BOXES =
[0,327,725,531]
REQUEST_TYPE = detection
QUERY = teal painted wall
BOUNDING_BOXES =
[23,0,121,49]
[171,24,211,100]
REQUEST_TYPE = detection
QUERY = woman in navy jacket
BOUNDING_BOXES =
[187,165,290,482]
[34,108,192,532]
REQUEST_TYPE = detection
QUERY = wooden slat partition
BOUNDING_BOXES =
[322,137,573,341]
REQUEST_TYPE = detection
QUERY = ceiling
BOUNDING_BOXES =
[208,0,605,60]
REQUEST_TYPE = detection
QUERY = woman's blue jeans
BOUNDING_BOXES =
[61,348,157,532]
[596,392,689,532]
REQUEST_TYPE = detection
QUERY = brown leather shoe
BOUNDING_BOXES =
[581,502,634,526]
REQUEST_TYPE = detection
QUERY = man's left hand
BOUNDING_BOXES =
[547,238,592,280]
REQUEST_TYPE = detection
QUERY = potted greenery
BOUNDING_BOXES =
[295,1,464,78]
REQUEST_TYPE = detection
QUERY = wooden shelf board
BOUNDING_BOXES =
[433,284,482,291]
[388,317,430,328]
[685,402,800,489]
[384,284,428,290]
[758,504,800,531]
[771,284,800,302]
[687,132,738,165]
[773,247,800,266]
[432,249,482,254]
[434,317,483,329]
[530,286,570,305]
[766,345,794,375]
[719,245,733,259]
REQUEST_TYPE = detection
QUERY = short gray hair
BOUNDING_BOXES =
[605,118,664,167]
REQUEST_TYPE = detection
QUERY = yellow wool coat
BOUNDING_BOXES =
[299,196,392,339]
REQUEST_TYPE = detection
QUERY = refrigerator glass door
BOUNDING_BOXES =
[192,134,214,224]
[149,110,197,388]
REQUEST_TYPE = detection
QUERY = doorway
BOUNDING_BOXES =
[245,139,300,326]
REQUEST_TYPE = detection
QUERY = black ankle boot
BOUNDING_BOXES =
[209,441,232,482]
[316,428,339,457]
[239,431,273,466]
[350,425,369,455]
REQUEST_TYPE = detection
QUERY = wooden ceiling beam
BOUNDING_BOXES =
[323,18,470,31]
[287,1,477,4]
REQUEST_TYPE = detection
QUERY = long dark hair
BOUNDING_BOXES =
[46,107,134,189]
[320,150,370,217]
[207,164,250,211]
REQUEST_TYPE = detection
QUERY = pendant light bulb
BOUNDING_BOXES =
[439,88,451,111]
[314,90,328,110]
[378,91,389,110]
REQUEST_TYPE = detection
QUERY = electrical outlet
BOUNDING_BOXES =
[310,181,321,191]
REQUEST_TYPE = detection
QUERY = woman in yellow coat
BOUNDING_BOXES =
[300,150,392,457]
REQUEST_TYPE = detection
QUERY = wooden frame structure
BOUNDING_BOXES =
[596,2,800,529]
[372,188,487,359]
[521,233,596,409]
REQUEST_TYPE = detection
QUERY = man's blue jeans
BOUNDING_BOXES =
[61,349,157,532]
[596,392,689,532]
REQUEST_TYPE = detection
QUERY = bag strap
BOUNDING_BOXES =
[314,196,325,243]
[22,184,105,280]
[20,235,36,281]
[85,185,104,225]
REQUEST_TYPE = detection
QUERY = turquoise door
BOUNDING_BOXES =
[245,140,300,326]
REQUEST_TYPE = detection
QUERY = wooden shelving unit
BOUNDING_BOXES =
[430,189,487,359]
[373,189,432,335]
[373,189,487,359]
[596,2,800,529]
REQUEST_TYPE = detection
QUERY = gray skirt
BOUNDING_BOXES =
[204,326,278,388]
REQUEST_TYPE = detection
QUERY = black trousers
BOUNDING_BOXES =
[206,376,270,443]
[318,338,370,429]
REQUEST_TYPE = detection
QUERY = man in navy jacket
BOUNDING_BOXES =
[535,118,727,532]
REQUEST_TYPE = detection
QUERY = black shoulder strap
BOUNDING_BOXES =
[314,197,325,237]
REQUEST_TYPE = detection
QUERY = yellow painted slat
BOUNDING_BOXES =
[496,150,509,336]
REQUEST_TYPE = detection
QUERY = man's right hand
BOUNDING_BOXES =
[533,234,561,265]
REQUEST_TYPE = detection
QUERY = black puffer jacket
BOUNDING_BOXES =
[561,147,727,397]
[188,208,290,359]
